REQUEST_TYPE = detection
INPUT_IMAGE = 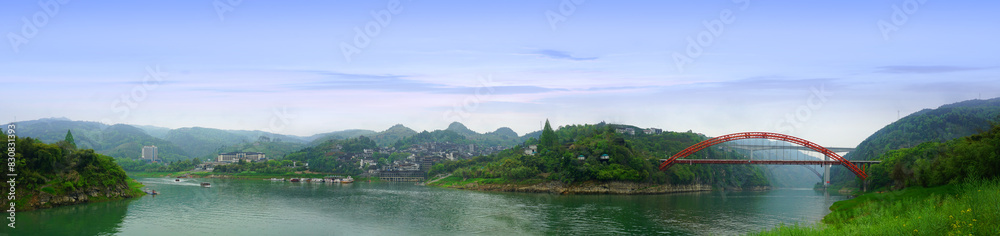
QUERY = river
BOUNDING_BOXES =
[11,178,846,235]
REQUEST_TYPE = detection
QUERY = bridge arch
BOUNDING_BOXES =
[658,132,867,179]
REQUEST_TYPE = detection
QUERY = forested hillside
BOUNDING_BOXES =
[832,98,1000,187]
[1,133,144,211]
[429,121,769,188]
[866,123,1000,190]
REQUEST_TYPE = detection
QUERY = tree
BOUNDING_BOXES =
[64,130,77,149]
[540,119,558,150]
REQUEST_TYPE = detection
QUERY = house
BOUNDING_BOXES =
[615,128,635,135]
[599,154,610,162]
[524,145,538,156]
[644,128,663,135]
[577,155,586,161]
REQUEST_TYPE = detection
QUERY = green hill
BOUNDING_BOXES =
[372,124,418,146]
[164,127,253,159]
[429,121,769,189]
[832,97,1000,187]
[306,129,378,146]
[1,134,145,211]
[94,124,190,161]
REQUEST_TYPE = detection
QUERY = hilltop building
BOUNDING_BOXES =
[217,152,266,163]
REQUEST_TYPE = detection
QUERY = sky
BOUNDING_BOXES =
[1,0,998,147]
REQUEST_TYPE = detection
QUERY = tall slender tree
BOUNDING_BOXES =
[540,119,558,150]
[64,130,77,149]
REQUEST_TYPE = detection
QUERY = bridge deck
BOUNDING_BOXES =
[666,159,881,165]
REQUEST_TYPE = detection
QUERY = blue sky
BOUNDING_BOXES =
[1,0,998,147]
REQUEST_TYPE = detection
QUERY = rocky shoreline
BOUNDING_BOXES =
[26,184,141,211]
[450,180,770,195]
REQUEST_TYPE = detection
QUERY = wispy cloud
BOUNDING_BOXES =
[875,65,993,74]
[279,70,565,95]
[686,76,840,91]
[532,50,598,61]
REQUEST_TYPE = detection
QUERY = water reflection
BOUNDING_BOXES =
[13,178,847,236]
[12,197,132,236]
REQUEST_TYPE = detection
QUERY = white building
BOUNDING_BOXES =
[217,152,266,163]
[142,146,158,162]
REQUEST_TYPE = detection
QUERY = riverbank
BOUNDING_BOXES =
[20,178,145,212]
[428,176,769,194]
[127,171,381,182]
[751,178,1000,235]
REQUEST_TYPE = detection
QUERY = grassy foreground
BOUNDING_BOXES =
[752,179,1000,235]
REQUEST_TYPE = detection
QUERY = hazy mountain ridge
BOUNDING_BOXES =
[12,119,543,161]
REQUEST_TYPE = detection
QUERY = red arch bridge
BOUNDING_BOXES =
[658,132,879,180]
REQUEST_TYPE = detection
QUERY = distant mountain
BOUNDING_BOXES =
[164,127,255,159]
[218,140,306,160]
[832,97,1000,186]
[13,118,545,161]
[15,119,308,161]
[226,130,308,143]
[372,124,418,146]
[95,124,190,161]
[306,129,378,146]
[15,118,107,149]
[488,127,519,138]
[440,122,527,147]
[446,122,477,136]
[134,125,171,139]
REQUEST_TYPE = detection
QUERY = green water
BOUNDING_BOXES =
[7,178,845,235]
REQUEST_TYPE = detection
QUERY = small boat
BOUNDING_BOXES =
[175,179,180,182]
[269,178,285,181]
[143,189,159,195]
[290,178,301,182]
[201,182,211,188]
[313,178,325,183]
[340,176,354,184]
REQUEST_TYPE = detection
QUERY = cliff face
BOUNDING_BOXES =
[454,181,718,195]
[26,184,141,211]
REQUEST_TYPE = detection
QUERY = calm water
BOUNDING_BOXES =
[8,178,845,235]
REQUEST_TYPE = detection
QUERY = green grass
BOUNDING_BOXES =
[751,178,1000,235]
[127,178,146,196]
[40,186,58,195]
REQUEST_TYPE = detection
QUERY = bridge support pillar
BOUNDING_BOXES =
[823,154,831,188]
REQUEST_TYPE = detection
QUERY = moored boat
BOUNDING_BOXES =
[269,178,285,181]
[340,176,354,184]
[290,178,301,182]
